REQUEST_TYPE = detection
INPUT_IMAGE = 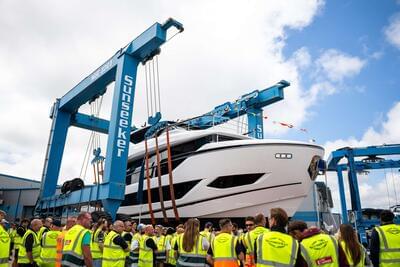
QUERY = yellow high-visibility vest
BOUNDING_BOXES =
[167,233,177,265]
[212,232,239,267]
[339,240,365,267]
[375,224,400,267]
[243,226,270,255]
[18,229,41,264]
[200,229,212,243]
[40,230,60,266]
[61,224,90,266]
[38,226,48,243]
[0,225,10,267]
[301,233,339,267]
[154,235,167,262]
[102,230,126,267]
[256,231,298,267]
[177,233,207,266]
[129,232,141,264]
[91,228,104,260]
[139,234,154,267]
[14,228,23,250]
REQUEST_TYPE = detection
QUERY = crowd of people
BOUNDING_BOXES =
[0,207,399,267]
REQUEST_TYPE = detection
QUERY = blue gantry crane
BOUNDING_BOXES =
[185,80,289,139]
[36,18,184,219]
[142,80,290,140]
[327,144,400,245]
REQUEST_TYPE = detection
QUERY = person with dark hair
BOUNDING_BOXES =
[288,220,308,241]
[165,228,176,267]
[14,219,31,266]
[300,225,349,267]
[232,223,239,236]
[200,222,214,244]
[254,208,300,267]
[242,213,269,267]
[338,224,369,267]
[369,209,400,267]
[175,218,208,267]
[207,218,244,267]
[91,218,107,267]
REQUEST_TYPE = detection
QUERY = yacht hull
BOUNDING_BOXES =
[118,140,324,219]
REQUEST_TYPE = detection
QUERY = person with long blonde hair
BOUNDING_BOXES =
[175,218,209,267]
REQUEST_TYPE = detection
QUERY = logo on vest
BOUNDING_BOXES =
[46,232,58,239]
[266,237,287,248]
[309,239,328,250]
[217,236,230,243]
[387,227,400,235]
[315,256,333,265]
[0,232,10,243]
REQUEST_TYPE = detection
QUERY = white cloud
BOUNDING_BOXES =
[315,49,366,82]
[0,0,326,181]
[385,13,400,49]
[290,47,312,69]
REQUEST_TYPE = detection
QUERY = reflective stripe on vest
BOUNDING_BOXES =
[256,231,298,267]
[102,230,125,267]
[339,240,365,267]
[40,230,60,263]
[301,234,339,267]
[212,233,238,267]
[200,230,212,244]
[0,225,10,266]
[91,228,104,259]
[122,231,133,259]
[139,235,153,267]
[18,229,41,264]
[61,225,89,266]
[129,233,141,264]
[154,235,167,261]
[38,226,48,242]
[177,233,207,266]
[376,224,400,266]
[244,226,270,255]
[167,234,177,265]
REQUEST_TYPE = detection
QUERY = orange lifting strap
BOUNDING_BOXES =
[155,135,168,223]
[166,127,180,221]
[144,138,156,225]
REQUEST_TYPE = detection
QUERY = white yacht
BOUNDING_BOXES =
[118,126,324,220]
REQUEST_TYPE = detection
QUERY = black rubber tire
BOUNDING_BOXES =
[61,181,71,194]
[70,178,85,192]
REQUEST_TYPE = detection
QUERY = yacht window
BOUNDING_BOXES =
[121,179,202,206]
[207,173,264,189]
[125,134,243,185]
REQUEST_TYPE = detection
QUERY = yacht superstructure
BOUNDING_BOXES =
[118,127,324,219]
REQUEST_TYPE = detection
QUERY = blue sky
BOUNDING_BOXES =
[278,0,399,144]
